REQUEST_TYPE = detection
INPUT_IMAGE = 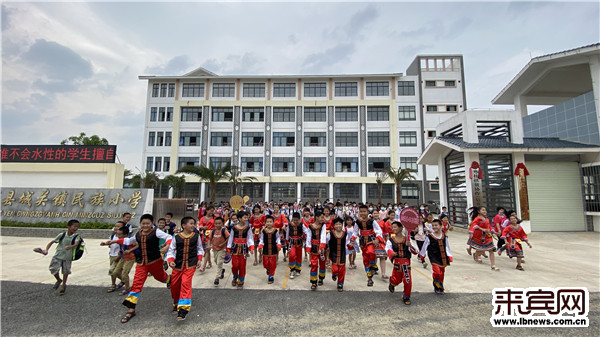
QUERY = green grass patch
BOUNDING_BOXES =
[0,220,113,229]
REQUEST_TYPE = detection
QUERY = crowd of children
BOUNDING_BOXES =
[33,199,533,323]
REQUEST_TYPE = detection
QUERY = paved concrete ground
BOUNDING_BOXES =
[1,231,599,335]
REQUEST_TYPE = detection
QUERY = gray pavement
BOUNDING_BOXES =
[1,230,599,335]
[1,281,598,336]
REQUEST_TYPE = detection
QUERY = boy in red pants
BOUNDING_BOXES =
[327,217,351,292]
[419,219,453,295]
[166,216,203,320]
[351,204,384,287]
[258,216,281,284]
[226,210,254,290]
[286,212,306,279]
[101,214,172,323]
[386,221,418,305]
[305,209,327,290]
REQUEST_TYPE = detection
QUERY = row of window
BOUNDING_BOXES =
[158,105,422,123]
[168,156,418,173]
[146,156,171,172]
[152,81,420,99]
[149,131,419,147]
[425,80,456,88]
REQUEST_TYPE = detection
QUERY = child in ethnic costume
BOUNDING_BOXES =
[306,209,327,290]
[500,214,532,271]
[227,210,255,289]
[258,216,281,284]
[386,221,418,305]
[101,214,172,323]
[286,212,306,279]
[166,216,204,320]
[327,217,352,292]
[419,219,453,295]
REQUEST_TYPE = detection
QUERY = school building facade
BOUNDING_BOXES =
[139,55,466,204]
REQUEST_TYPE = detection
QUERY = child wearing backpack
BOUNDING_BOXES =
[34,219,83,296]
[209,217,230,286]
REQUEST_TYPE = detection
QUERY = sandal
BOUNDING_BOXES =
[253,261,258,266]
[53,280,62,290]
[403,297,411,305]
[33,247,47,255]
[491,266,500,271]
[198,267,205,272]
[107,285,117,293]
[119,288,130,296]
[59,286,66,296]
[466,247,472,256]
[116,282,124,289]
[207,263,212,269]
[121,311,136,323]
[516,265,524,271]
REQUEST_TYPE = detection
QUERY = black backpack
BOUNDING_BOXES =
[59,232,85,261]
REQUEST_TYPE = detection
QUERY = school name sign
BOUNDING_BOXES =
[1,188,153,223]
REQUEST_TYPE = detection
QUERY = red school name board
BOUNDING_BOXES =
[1,145,117,163]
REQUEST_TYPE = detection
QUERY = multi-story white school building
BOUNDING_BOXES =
[139,55,466,204]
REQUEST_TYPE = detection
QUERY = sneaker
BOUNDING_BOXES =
[422,261,428,269]
[177,309,188,321]
[268,277,274,284]
[317,279,324,286]
[388,283,395,293]
[295,270,301,276]
[367,278,374,287]
[289,271,295,279]
[237,284,244,290]
[337,285,343,292]
[214,278,220,286]
[172,304,178,314]
[220,269,225,279]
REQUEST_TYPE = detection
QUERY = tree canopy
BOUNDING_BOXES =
[61,132,109,145]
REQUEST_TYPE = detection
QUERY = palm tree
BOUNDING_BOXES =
[227,165,258,196]
[162,174,186,198]
[141,171,160,189]
[177,164,231,203]
[385,167,417,204]
[375,170,389,205]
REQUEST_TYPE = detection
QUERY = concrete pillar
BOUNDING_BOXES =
[168,187,174,199]
[361,183,367,204]
[589,55,600,136]
[437,155,448,209]
[463,152,480,209]
[200,182,206,202]
[297,182,302,204]
[329,183,334,200]
[265,182,270,202]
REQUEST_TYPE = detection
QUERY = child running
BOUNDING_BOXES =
[286,212,306,279]
[467,206,500,271]
[351,204,384,287]
[111,225,138,296]
[227,210,255,290]
[166,216,204,320]
[258,216,281,284]
[327,217,352,292]
[35,219,82,296]
[107,221,125,293]
[419,219,453,295]
[500,214,532,271]
[306,209,327,290]
[386,221,418,305]
[209,217,230,286]
[101,214,172,323]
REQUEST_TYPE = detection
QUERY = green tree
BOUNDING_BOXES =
[176,164,232,203]
[162,174,186,198]
[375,170,389,205]
[385,167,417,204]
[141,171,160,189]
[227,165,257,196]
[61,132,109,145]
[123,169,139,188]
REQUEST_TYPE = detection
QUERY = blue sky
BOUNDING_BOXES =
[2,1,599,171]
